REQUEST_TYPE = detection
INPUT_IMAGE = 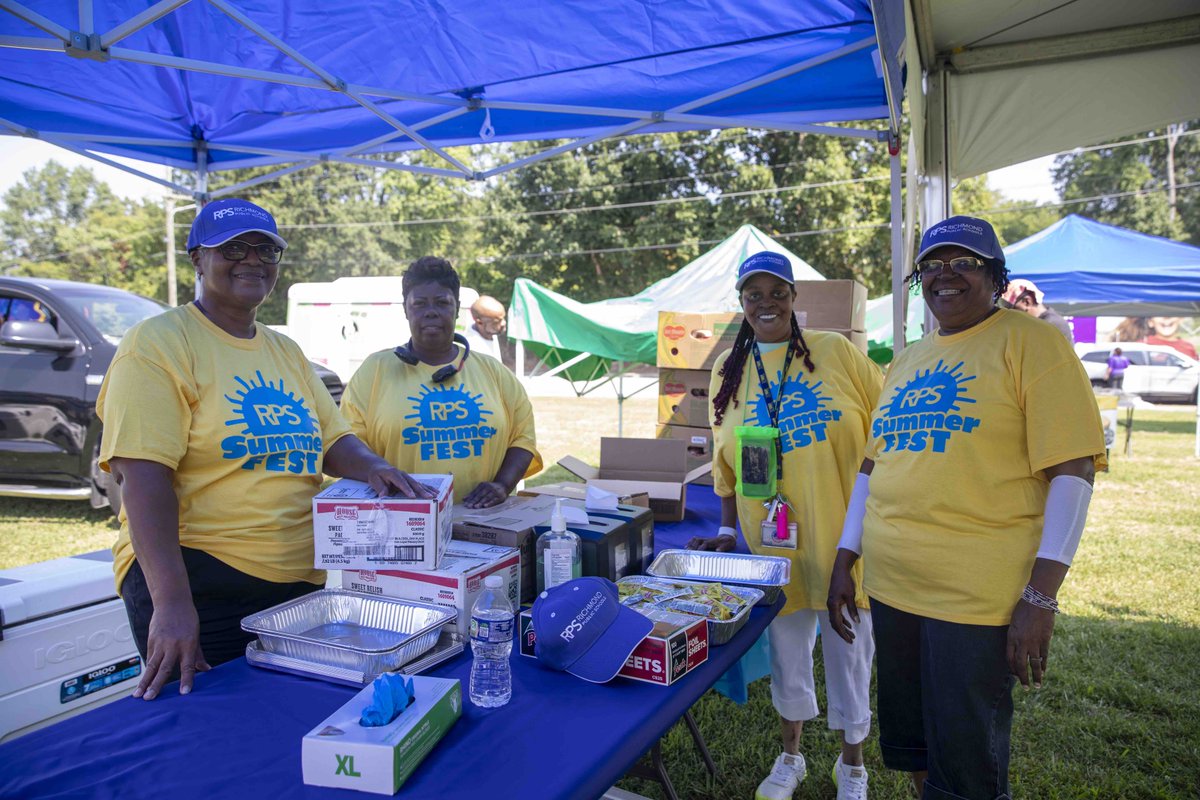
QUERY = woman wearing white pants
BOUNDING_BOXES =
[689,251,883,800]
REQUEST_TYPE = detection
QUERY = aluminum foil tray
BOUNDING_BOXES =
[245,629,465,687]
[648,549,790,606]
[241,589,456,674]
[618,576,763,646]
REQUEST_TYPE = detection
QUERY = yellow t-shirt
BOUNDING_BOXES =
[863,309,1107,626]
[341,348,542,497]
[98,304,352,593]
[711,331,884,615]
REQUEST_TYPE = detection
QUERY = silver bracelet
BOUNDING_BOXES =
[1021,584,1059,614]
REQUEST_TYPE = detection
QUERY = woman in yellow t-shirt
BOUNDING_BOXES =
[99,199,430,703]
[688,251,882,800]
[828,216,1106,800]
[341,256,541,509]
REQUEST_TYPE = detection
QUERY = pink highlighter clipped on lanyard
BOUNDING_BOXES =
[775,499,789,541]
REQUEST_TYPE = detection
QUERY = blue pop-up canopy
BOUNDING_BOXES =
[0,0,904,196]
[1004,215,1200,317]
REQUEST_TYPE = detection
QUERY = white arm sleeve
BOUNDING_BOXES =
[1036,474,1093,565]
[836,472,870,555]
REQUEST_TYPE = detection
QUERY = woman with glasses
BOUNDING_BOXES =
[827,216,1105,800]
[97,199,429,702]
[687,251,883,800]
[340,256,541,510]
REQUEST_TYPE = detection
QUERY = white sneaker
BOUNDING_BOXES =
[755,752,807,800]
[832,755,868,800]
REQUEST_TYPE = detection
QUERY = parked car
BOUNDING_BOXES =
[1076,342,1199,403]
[0,277,343,514]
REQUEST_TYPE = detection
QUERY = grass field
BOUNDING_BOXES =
[2,400,1197,799]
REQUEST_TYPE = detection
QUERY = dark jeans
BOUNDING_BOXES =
[122,547,318,667]
[1108,374,1124,390]
[871,597,1015,800]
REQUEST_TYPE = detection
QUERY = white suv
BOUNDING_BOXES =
[1076,342,1199,403]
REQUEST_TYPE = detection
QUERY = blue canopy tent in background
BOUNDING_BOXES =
[1004,214,1200,317]
[0,0,913,356]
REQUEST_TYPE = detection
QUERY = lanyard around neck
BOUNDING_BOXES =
[751,339,795,429]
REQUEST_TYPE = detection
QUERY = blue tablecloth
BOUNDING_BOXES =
[0,485,780,800]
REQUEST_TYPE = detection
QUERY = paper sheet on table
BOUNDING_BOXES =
[585,485,619,511]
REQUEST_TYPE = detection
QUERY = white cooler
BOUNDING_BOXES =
[0,550,141,742]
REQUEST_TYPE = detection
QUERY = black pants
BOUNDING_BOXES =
[1108,374,1124,390]
[871,597,1015,800]
[121,547,318,667]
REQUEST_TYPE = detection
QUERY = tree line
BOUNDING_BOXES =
[2,122,1196,325]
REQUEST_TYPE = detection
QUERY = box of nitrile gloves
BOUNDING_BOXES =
[313,476,453,571]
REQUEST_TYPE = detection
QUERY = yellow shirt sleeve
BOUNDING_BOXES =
[98,342,193,471]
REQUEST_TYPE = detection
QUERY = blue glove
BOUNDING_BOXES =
[359,673,415,727]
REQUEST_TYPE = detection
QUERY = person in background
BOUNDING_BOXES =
[829,215,1105,800]
[341,257,541,509]
[688,251,883,800]
[462,294,507,362]
[99,199,430,702]
[1001,278,1074,342]
[1106,347,1130,389]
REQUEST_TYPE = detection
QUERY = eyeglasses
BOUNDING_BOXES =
[207,240,283,264]
[915,256,986,278]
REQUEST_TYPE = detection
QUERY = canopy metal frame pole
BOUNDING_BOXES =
[889,132,905,355]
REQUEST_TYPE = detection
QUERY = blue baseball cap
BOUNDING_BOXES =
[916,215,1005,267]
[735,251,793,290]
[186,198,287,251]
[532,577,653,684]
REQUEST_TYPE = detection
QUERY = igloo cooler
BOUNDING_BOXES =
[0,550,141,742]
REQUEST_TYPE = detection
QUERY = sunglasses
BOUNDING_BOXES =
[915,256,987,278]
[208,239,284,265]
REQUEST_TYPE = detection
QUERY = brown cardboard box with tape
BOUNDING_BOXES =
[656,311,743,370]
[655,423,714,486]
[793,280,867,331]
[657,368,712,427]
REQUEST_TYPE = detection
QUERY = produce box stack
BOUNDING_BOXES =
[792,279,869,354]
[655,311,744,487]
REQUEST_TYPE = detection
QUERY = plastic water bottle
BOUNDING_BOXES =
[469,574,513,708]
[536,499,583,593]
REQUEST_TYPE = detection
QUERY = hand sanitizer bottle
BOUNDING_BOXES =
[535,499,583,593]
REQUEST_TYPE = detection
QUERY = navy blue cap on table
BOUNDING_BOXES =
[186,198,288,251]
[735,250,794,290]
[915,215,1005,267]
[532,577,653,684]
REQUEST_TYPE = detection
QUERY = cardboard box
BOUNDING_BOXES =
[343,540,519,638]
[517,481,649,510]
[655,423,714,487]
[656,311,743,370]
[452,495,559,604]
[302,675,461,795]
[313,476,453,571]
[558,437,711,522]
[793,279,867,331]
[811,328,869,355]
[519,607,708,686]
[657,368,712,427]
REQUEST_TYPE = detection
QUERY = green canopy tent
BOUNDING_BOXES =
[865,291,926,364]
[509,224,823,392]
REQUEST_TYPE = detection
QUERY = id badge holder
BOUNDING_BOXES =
[735,425,778,499]
[759,494,798,549]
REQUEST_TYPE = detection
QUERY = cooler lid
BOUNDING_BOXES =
[0,550,118,628]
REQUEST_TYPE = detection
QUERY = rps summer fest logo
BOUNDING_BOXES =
[873,360,981,453]
[220,371,322,473]
[751,372,841,452]
[402,383,497,461]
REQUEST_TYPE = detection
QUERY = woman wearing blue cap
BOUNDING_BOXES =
[97,198,430,703]
[688,250,883,800]
[827,215,1106,799]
